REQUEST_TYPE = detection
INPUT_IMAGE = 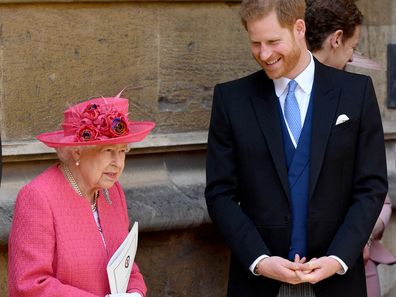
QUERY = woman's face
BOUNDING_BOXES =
[76,143,128,193]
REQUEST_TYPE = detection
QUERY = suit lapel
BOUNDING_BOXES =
[248,63,342,201]
[309,62,341,198]
[250,76,290,200]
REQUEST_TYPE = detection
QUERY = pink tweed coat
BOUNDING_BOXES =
[8,165,147,297]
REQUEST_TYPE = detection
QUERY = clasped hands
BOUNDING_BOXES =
[255,255,342,285]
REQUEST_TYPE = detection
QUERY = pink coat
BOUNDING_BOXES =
[8,165,147,297]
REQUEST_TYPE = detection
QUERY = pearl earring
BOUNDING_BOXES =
[76,160,80,166]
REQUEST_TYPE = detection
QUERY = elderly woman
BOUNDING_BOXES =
[8,94,155,297]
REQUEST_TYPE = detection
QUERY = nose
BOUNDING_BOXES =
[349,50,355,62]
[112,151,124,168]
[259,45,272,61]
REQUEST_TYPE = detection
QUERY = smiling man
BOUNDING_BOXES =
[205,0,388,296]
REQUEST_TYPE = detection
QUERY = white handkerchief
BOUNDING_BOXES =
[335,114,349,125]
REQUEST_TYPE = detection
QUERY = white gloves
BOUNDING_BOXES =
[105,293,142,297]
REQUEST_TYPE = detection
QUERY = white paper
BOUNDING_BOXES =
[107,222,138,294]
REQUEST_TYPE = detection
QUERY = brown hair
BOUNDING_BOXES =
[305,0,363,51]
[239,0,306,30]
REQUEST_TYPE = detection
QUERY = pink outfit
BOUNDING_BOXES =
[365,195,396,297]
[8,165,147,297]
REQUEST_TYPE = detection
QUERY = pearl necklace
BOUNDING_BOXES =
[61,164,98,212]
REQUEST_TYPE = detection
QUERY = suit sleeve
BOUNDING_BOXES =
[326,77,388,267]
[8,185,99,297]
[205,84,270,270]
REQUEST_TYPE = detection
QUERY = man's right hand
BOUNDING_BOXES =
[254,256,307,284]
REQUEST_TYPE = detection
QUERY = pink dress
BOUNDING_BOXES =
[8,165,147,297]
[365,195,396,297]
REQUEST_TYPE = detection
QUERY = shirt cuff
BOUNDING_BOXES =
[329,255,348,275]
[249,255,270,275]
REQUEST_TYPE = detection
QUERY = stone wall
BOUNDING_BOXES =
[355,0,396,120]
[0,2,256,140]
[1,0,396,296]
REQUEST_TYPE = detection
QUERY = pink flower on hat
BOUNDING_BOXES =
[73,103,129,142]
[76,125,100,142]
[105,112,129,137]
[81,103,101,121]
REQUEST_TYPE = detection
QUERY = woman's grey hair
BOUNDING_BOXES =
[55,143,132,164]
[55,146,85,164]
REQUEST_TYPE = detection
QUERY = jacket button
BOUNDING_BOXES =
[284,216,290,223]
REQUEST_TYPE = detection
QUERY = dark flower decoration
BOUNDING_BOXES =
[76,125,100,142]
[112,117,128,136]
[104,112,129,137]
[81,104,101,121]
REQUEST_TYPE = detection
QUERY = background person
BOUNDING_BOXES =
[305,1,396,296]
[205,0,388,296]
[8,94,155,297]
[305,0,361,70]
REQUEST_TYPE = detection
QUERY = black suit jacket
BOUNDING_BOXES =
[205,60,388,297]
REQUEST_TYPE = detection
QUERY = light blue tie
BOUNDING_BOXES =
[285,80,302,144]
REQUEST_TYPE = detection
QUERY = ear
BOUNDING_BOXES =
[330,30,343,49]
[71,147,82,163]
[294,19,306,38]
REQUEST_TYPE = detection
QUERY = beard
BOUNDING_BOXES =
[255,41,302,80]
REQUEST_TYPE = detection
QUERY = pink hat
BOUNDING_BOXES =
[37,94,156,148]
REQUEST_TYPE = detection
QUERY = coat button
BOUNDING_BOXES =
[284,215,290,223]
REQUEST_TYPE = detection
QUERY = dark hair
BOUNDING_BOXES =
[240,0,306,30]
[305,0,363,51]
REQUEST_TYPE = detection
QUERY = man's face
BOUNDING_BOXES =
[247,11,303,79]
[332,25,361,70]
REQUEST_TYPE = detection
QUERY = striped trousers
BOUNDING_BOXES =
[277,283,316,297]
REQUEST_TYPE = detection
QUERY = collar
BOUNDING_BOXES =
[273,51,315,97]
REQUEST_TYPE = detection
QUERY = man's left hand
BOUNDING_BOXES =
[295,256,342,284]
